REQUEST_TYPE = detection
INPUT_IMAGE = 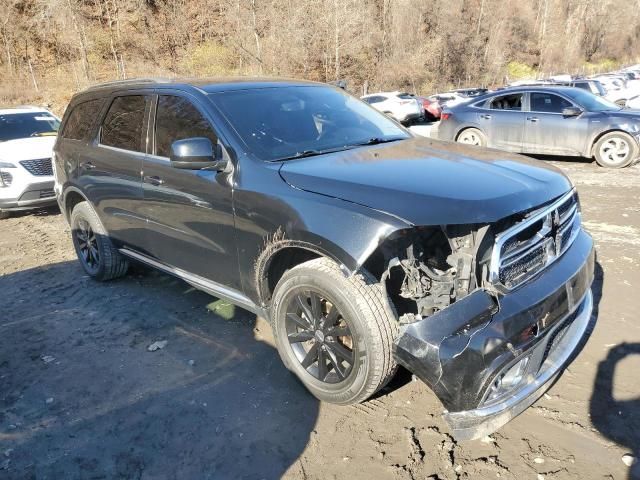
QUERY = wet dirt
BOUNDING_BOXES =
[1,158,639,479]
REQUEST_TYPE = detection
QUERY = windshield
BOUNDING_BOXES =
[0,112,60,142]
[210,86,409,161]
[563,89,621,112]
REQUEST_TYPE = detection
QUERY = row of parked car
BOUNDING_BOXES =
[362,64,640,168]
[1,66,639,220]
[361,88,487,124]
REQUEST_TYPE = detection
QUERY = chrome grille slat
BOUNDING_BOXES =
[490,190,580,290]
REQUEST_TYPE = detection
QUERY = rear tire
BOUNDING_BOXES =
[70,201,128,281]
[271,257,398,405]
[456,127,487,147]
[594,131,638,168]
[0,211,10,220]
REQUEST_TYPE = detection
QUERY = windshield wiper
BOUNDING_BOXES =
[347,136,406,147]
[272,146,355,162]
[271,137,406,162]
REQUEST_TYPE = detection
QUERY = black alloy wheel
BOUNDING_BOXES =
[285,290,354,384]
[75,218,100,271]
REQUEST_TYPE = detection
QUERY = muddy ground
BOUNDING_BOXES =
[1,158,639,480]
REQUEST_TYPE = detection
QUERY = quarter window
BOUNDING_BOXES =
[530,93,573,113]
[62,99,104,141]
[489,94,523,111]
[155,96,218,158]
[100,96,147,152]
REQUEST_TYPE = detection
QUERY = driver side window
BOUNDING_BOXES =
[155,95,218,158]
[530,92,573,113]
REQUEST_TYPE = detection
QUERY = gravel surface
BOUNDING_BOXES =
[1,158,639,480]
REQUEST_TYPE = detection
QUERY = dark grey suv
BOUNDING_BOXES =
[54,78,595,440]
[438,86,640,168]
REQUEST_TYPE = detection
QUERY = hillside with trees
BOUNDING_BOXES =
[1,0,639,113]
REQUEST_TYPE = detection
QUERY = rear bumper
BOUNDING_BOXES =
[393,229,595,440]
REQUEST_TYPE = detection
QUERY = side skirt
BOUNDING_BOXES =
[119,248,266,317]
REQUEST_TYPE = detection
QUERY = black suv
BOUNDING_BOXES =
[54,78,595,440]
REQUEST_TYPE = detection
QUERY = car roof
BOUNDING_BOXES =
[0,106,51,115]
[488,85,582,94]
[80,77,326,95]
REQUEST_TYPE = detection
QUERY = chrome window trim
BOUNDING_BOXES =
[489,189,578,291]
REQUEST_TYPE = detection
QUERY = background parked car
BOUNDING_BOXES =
[0,106,60,219]
[360,91,422,124]
[591,74,640,106]
[626,95,640,110]
[437,86,640,168]
[416,96,441,121]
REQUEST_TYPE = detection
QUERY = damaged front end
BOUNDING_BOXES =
[374,190,595,440]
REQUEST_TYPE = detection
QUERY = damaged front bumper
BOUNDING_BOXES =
[393,229,595,440]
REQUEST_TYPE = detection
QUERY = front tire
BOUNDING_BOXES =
[70,201,128,281]
[594,131,638,168]
[0,211,10,220]
[456,127,487,147]
[271,257,398,405]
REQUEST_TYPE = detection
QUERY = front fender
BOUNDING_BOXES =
[234,183,411,306]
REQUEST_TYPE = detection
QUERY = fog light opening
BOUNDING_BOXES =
[485,356,530,404]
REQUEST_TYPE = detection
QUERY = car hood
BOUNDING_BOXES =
[602,110,640,120]
[279,137,572,226]
[0,136,57,162]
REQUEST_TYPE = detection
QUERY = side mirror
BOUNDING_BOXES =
[169,137,226,170]
[562,106,583,117]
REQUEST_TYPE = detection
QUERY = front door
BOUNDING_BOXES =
[481,93,526,152]
[141,94,240,290]
[523,91,589,155]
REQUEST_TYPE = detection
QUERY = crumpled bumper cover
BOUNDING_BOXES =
[393,229,595,440]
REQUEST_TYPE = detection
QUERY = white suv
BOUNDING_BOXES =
[361,91,422,124]
[0,107,60,219]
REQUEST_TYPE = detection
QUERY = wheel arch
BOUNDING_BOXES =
[61,187,90,222]
[255,240,334,306]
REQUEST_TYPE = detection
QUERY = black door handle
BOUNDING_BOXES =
[144,175,165,186]
[480,114,492,120]
[527,116,539,122]
[80,161,95,170]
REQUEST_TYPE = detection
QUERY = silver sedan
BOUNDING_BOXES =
[437,86,640,168]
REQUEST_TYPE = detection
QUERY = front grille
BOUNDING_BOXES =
[20,158,53,176]
[39,189,55,199]
[490,190,580,290]
[0,171,12,187]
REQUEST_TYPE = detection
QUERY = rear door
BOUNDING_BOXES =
[479,93,526,151]
[523,91,589,155]
[141,93,239,289]
[79,93,150,249]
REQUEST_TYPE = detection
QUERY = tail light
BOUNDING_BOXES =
[441,112,452,120]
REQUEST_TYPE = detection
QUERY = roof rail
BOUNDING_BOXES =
[85,77,174,90]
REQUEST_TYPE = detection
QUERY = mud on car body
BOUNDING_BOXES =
[53,78,595,441]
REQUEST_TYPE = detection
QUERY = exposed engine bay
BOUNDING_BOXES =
[375,225,493,324]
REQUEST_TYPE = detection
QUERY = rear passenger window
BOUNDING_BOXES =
[154,96,218,158]
[100,96,147,152]
[489,94,522,111]
[62,99,104,140]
